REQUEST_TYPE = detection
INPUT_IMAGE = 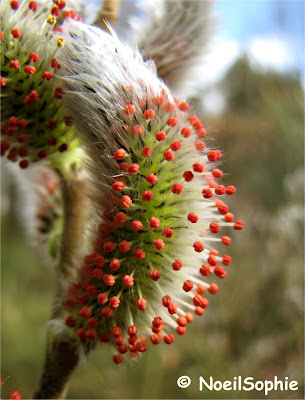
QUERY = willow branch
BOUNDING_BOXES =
[94,0,122,32]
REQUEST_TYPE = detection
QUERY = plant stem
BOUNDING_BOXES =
[34,174,89,399]
[94,0,122,32]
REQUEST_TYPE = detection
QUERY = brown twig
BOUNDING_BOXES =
[34,174,89,399]
[94,0,122,32]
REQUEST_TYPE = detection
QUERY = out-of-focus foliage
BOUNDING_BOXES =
[1,57,304,398]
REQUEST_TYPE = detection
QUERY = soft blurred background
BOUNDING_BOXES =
[1,0,304,399]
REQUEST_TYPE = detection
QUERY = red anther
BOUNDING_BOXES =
[0,77,7,87]
[0,31,3,40]
[77,327,86,340]
[128,335,138,345]
[172,183,183,194]
[24,65,36,74]
[176,326,186,335]
[65,315,76,327]
[51,58,61,69]
[78,294,89,304]
[119,240,131,252]
[120,195,132,209]
[123,275,134,287]
[178,101,190,112]
[91,268,104,279]
[85,330,98,341]
[8,116,18,126]
[103,274,115,286]
[146,173,158,184]
[1,140,10,156]
[185,312,193,322]
[153,238,165,250]
[109,258,120,271]
[149,217,159,229]
[17,134,28,143]
[163,102,175,112]
[109,296,120,308]
[128,163,139,174]
[37,150,47,159]
[207,150,217,161]
[155,131,167,141]
[210,222,220,233]
[214,266,227,278]
[172,259,182,270]
[152,325,162,334]
[197,284,206,295]
[152,95,165,105]
[218,203,229,215]
[152,317,162,328]
[87,317,98,328]
[234,220,244,230]
[195,141,205,151]
[208,254,217,266]
[208,283,219,294]
[142,191,153,201]
[221,236,231,245]
[9,60,19,69]
[7,147,18,162]
[79,306,92,318]
[168,302,177,314]
[193,295,203,307]
[113,354,123,364]
[177,316,187,327]
[28,1,38,11]
[224,212,234,222]
[103,241,115,252]
[202,188,213,198]
[131,125,144,135]
[131,220,143,231]
[150,333,162,344]
[58,143,68,152]
[170,141,181,151]
[112,181,124,191]
[162,295,171,307]
[86,285,98,296]
[137,341,148,352]
[119,162,129,171]
[142,146,152,157]
[57,0,66,9]
[222,255,232,266]
[47,137,57,146]
[18,148,28,157]
[209,181,217,189]
[9,391,22,400]
[46,119,57,130]
[149,270,160,281]
[195,306,204,316]
[137,298,147,310]
[54,87,63,99]
[118,345,128,354]
[181,127,192,138]
[196,128,207,138]
[113,212,127,228]
[225,185,236,195]
[128,325,137,336]
[193,163,204,173]
[200,264,211,276]
[212,169,223,178]
[183,280,194,292]
[51,6,61,16]
[164,150,174,161]
[11,28,21,39]
[162,227,173,238]
[144,109,155,119]
[188,212,198,223]
[164,334,175,344]
[114,149,126,160]
[166,117,178,127]
[10,1,19,9]
[100,333,110,342]
[53,27,63,33]
[124,104,135,114]
[133,248,145,260]
[193,241,204,252]
[215,185,226,195]
[101,306,114,318]
[216,150,222,159]
[183,170,194,182]
[97,293,108,304]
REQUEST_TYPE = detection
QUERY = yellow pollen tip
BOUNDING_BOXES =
[57,38,65,47]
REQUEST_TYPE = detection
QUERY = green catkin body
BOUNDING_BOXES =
[58,20,244,363]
